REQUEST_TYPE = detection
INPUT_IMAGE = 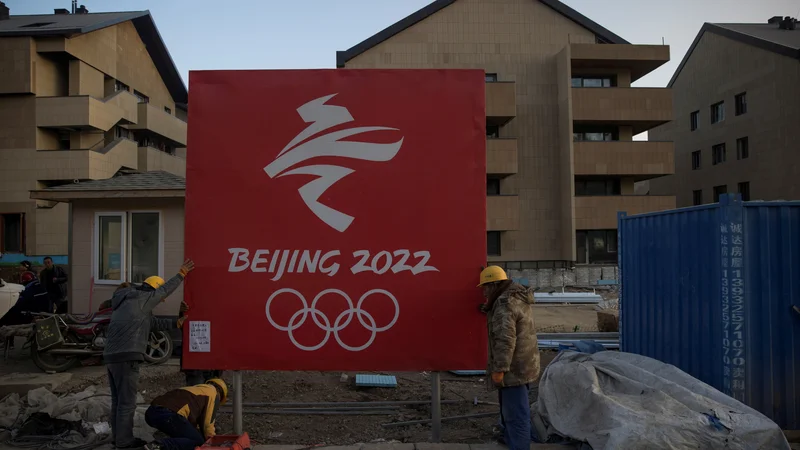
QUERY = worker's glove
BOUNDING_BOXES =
[478,303,490,314]
[491,372,505,387]
[179,259,195,277]
[177,316,187,329]
[179,300,189,314]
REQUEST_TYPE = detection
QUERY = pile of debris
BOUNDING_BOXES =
[0,385,156,448]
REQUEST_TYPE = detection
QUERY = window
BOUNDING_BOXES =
[711,101,725,124]
[712,143,726,165]
[736,137,749,160]
[95,212,162,284]
[133,90,149,104]
[0,213,24,253]
[486,124,500,138]
[487,231,501,256]
[690,111,699,131]
[576,230,617,264]
[575,178,621,196]
[691,150,701,170]
[571,76,615,88]
[692,190,703,206]
[573,125,618,142]
[735,92,747,116]
[738,182,750,201]
[713,185,728,203]
[485,73,498,82]
[164,106,172,115]
[487,177,500,196]
[114,80,129,92]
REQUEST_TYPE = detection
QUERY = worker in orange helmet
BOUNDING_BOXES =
[477,266,539,450]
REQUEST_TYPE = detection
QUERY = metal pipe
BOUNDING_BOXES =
[233,371,243,435]
[383,411,499,428]
[538,332,619,340]
[224,409,397,416]
[430,371,441,442]
[46,349,98,355]
[222,405,400,412]
[240,400,465,407]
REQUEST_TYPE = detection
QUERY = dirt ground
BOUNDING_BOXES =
[2,345,558,446]
[533,305,600,333]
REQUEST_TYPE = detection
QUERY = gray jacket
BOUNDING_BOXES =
[103,274,184,363]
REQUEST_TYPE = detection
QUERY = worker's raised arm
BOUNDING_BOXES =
[141,260,195,312]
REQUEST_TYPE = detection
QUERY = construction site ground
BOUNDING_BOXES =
[0,342,558,446]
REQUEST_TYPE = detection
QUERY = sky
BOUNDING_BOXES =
[6,0,800,88]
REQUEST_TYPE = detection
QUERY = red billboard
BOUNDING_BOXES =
[184,69,486,371]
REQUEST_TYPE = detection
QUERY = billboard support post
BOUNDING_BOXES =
[233,371,243,435]
[431,371,442,442]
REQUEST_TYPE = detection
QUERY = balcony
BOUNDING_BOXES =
[34,138,139,181]
[570,44,670,82]
[487,138,518,175]
[36,91,138,131]
[573,141,674,179]
[128,103,187,146]
[138,146,186,177]
[486,82,516,125]
[571,88,672,134]
[574,195,676,230]
[487,195,519,231]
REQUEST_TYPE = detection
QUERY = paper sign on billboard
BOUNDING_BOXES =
[184,69,486,371]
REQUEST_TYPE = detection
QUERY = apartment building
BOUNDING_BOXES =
[0,2,187,260]
[649,17,800,206]
[337,0,675,265]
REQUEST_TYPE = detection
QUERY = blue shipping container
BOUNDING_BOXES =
[618,194,800,429]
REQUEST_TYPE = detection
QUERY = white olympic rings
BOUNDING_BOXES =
[265,288,399,351]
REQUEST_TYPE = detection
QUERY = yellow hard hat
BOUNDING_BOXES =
[143,276,165,289]
[207,378,228,404]
[478,266,508,287]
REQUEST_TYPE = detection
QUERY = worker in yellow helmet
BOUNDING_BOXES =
[477,266,539,450]
[144,378,228,450]
[104,260,195,449]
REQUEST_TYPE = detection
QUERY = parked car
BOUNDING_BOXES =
[0,279,24,318]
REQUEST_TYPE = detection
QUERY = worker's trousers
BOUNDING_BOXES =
[145,405,205,450]
[498,384,532,450]
[106,361,141,447]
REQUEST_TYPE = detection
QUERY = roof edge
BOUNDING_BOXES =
[668,23,800,87]
[337,0,457,68]
[336,0,629,68]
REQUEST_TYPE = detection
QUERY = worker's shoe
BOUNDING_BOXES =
[144,443,163,450]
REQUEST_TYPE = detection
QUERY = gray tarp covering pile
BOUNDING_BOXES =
[533,351,790,450]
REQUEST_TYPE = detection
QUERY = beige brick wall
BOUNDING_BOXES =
[0,95,35,149]
[573,141,674,176]
[62,21,177,113]
[68,60,105,98]
[571,87,672,123]
[0,37,33,94]
[69,198,186,315]
[345,0,596,261]
[34,52,68,97]
[137,147,187,177]
[486,138,517,174]
[574,195,676,229]
[649,31,800,205]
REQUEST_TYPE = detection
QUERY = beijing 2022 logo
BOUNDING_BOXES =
[260,94,414,352]
[263,94,404,233]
